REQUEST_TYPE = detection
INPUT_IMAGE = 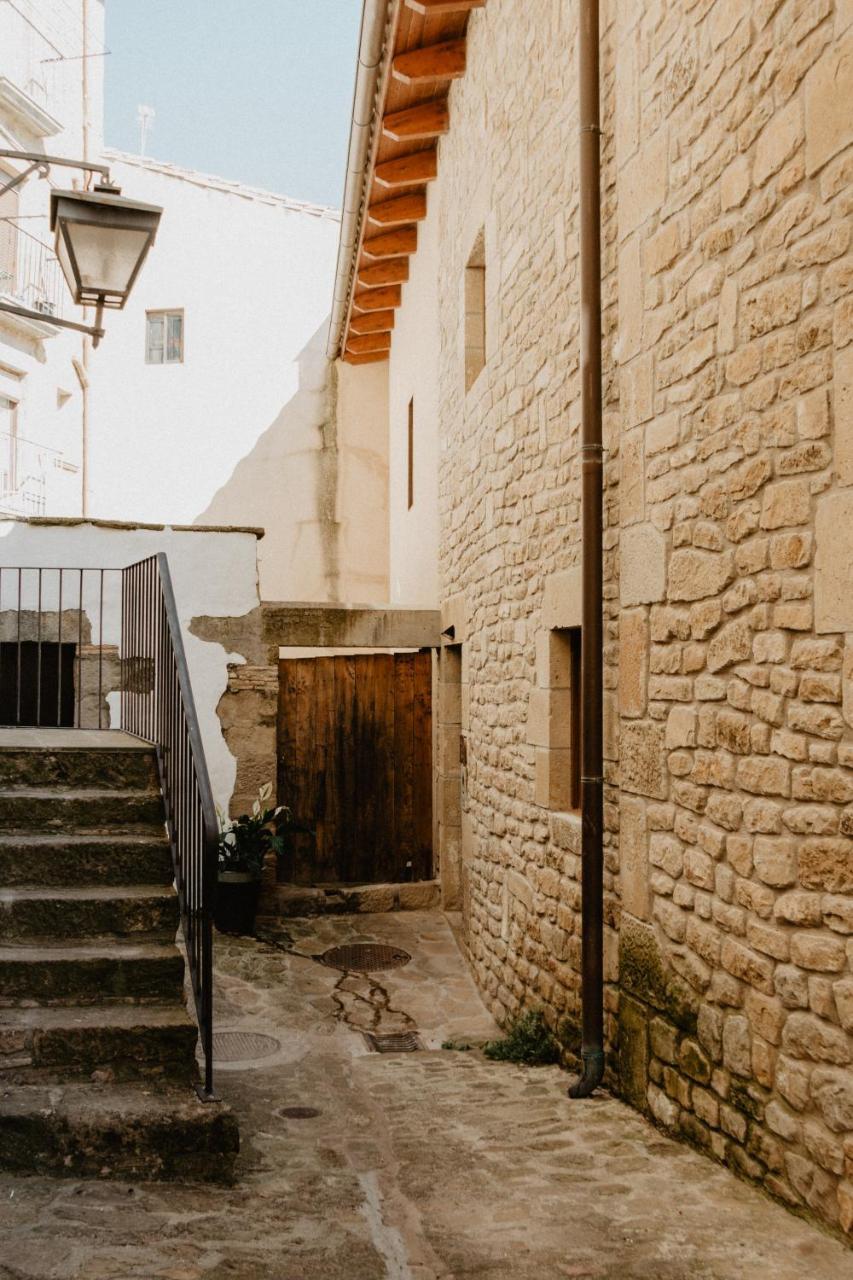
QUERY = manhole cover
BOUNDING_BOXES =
[276,1105,322,1120]
[212,1030,281,1062]
[364,1031,423,1053]
[319,943,412,972]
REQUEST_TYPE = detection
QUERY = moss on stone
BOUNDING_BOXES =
[617,994,649,1113]
[729,1079,765,1123]
[618,917,698,1037]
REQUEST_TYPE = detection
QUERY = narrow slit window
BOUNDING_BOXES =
[407,397,414,509]
[464,229,486,391]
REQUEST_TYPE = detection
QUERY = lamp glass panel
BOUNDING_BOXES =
[62,223,150,295]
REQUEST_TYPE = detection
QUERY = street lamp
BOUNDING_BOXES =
[0,150,162,346]
[51,187,161,313]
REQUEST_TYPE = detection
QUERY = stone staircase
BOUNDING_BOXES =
[0,734,238,1181]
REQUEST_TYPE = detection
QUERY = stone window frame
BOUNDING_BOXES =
[530,625,582,814]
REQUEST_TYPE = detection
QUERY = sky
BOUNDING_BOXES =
[104,0,362,208]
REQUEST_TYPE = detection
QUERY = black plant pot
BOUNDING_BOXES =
[214,871,261,936]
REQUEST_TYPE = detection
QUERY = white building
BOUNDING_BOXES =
[0,0,105,518]
[86,154,342,537]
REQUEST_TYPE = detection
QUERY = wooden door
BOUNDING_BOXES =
[277,652,432,885]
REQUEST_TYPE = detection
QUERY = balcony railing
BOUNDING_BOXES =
[0,219,64,321]
[0,429,62,517]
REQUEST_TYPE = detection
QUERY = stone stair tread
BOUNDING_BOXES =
[0,885,174,904]
[0,939,180,962]
[0,1003,194,1032]
[0,787,158,800]
[0,832,168,847]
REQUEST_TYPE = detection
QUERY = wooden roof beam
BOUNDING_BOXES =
[350,310,396,334]
[347,332,392,355]
[362,227,418,259]
[405,0,485,13]
[374,148,437,189]
[368,192,428,227]
[383,98,449,142]
[357,258,410,288]
[352,285,402,312]
[343,350,389,365]
[392,40,466,86]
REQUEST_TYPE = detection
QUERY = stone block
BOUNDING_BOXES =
[618,994,650,1113]
[527,687,572,749]
[760,480,811,530]
[620,427,645,525]
[835,343,853,486]
[398,881,440,911]
[621,721,667,800]
[535,629,571,689]
[618,128,668,240]
[534,747,572,811]
[621,523,667,606]
[815,491,853,632]
[668,549,734,602]
[754,99,803,187]
[620,794,649,921]
[506,870,534,912]
[619,609,648,719]
[805,34,853,175]
[542,567,582,629]
[619,233,643,360]
[621,353,654,427]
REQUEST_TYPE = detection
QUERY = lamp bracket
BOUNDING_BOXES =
[0,300,105,347]
[0,149,114,199]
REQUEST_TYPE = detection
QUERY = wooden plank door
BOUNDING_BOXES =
[277,651,433,885]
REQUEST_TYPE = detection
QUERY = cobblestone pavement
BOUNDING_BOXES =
[1,910,851,1279]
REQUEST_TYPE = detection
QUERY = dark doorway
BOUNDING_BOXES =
[277,652,433,885]
[0,642,77,727]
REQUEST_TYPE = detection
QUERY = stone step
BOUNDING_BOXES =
[0,1004,198,1084]
[0,1082,238,1182]
[0,788,164,832]
[0,746,159,792]
[0,886,178,943]
[0,833,173,888]
[0,940,185,1006]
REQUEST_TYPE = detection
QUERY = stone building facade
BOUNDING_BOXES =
[329,0,853,1238]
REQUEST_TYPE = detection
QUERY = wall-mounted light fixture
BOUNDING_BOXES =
[0,149,162,347]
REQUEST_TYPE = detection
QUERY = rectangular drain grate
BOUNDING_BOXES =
[364,1031,424,1054]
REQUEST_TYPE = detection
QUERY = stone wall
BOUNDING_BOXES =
[408,0,853,1239]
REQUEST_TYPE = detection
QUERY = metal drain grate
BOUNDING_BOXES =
[364,1031,423,1053]
[211,1030,281,1062]
[319,943,412,972]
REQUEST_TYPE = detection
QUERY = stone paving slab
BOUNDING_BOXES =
[0,910,850,1279]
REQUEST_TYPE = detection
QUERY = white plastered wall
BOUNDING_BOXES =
[0,518,260,810]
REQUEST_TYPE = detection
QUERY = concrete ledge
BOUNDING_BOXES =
[258,879,441,919]
[263,603,442,650]
[0,516,265,537]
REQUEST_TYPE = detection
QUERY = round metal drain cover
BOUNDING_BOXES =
[277,1106,322,1120]
[211,1030,281,1062]
[319,943,412,972]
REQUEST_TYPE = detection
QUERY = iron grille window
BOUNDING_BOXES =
[146,309,184,364]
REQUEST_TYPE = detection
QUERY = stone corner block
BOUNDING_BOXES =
[815,491,853,633]
[621,523,667,607]
[542,566,582,629]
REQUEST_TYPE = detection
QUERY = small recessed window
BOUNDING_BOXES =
[407,397,414,509]
[464,229,486,392]
[146,310,184,364]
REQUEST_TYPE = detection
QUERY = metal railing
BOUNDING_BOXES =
[0,556,218,1097]
[0,430,64,517]
[0,220,65,319]
[122,555,217,1099]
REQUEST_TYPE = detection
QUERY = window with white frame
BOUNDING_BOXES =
[145,310,184,364]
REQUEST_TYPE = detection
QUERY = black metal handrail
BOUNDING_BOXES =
[121,554,218,1099]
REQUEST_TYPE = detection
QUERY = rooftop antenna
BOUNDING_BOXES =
[137,104,155,156]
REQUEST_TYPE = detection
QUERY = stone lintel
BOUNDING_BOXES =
[264,603,442,650]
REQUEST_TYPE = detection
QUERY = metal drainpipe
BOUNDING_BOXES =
[568,0,605,1099]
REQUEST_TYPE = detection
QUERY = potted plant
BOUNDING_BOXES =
[215,783,291,936]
